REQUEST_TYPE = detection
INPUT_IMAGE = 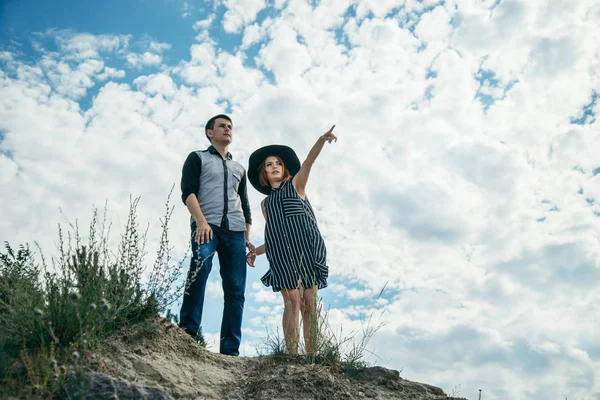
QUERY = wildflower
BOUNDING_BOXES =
[59,365,66,374]
[89,303,97,311]
[70,350,80,362]
[34,308,44,317]
[49,359,57,369]
[99,298,111,311]
[69,291,81,302]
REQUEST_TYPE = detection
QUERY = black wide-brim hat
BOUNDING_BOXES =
[248,145,301,195]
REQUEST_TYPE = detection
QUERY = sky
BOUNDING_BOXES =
[1,0,599,398]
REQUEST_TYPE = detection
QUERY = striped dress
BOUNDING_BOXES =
[261,180,328,292]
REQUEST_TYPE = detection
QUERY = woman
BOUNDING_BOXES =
[247,125,337,355]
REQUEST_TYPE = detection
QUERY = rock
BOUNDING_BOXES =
[70,371,172,400]
[356,366,401,382]
[421,383,445,396]
[386,380,399,390]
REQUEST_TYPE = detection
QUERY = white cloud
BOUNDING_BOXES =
[241,21,269,49]
[97,66,126,81]
[148,41,172,53]
[0,51,14,62]
[414,5,452,43]
[134,73,177,97]
[0,155,19,186]
[222,0,267,33]
[38,57,105,99]
[206,280,224,297]
[255,22,312,83]
[193,14,215,31]
[182,1,192,17]
[250,282,280,304]
[126,52,163,68]
[53,31,130,60]
[354,0,404,19]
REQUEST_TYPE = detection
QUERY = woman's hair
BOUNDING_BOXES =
[258,155,292,187]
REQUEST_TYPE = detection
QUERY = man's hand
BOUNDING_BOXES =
[320,125,337,143]
[195,220,213,244]
[246,251,256,267]
[246,240,255,252]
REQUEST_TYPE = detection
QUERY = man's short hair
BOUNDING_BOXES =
[205,114,232,142]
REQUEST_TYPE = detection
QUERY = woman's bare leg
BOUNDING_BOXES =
[302,285,318,356]
[281,288,301,355]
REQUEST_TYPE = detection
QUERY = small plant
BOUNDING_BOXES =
[452,383,462,396]
[0,193,186,397]
[146,187,188,314]
[301,280,385,375]
[258,285,385,377]
[258,323,288,357]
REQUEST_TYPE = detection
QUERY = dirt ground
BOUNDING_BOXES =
[93,318,468,400]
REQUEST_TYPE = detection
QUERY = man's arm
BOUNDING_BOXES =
[181,152,201,205]
[185,194,213,244]
[181,152,212,244]
[238,170,253,250]
[254,200,267,256]
[247,200,266,267]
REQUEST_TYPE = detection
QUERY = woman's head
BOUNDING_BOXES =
[258,155,292,187]
[248,145,300,195]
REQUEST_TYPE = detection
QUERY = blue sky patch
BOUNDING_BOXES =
[425,65,438,79]
[570,91,597,125]
[0,129,11,158]
[474,66,517,111]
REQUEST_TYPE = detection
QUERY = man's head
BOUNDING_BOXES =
[205,114,233,144]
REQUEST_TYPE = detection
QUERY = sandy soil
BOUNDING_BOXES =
[92,319,468,400]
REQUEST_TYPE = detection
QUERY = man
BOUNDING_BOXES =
[179,114,253,356]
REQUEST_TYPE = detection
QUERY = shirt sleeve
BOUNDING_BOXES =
[181,152,202,205]
[238,170,252,225]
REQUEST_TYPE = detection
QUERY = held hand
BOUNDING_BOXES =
[246,240,255,252]
[320,125,337,144]
[246,251,256,267]
[195,220,213,245]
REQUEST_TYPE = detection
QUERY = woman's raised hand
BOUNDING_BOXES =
[320,125,337,143]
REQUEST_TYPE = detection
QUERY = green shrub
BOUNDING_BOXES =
[0,192,186,397]
[0,243,46,377]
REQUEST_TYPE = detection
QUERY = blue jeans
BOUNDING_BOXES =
[179,222,247,356]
